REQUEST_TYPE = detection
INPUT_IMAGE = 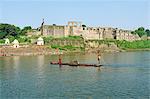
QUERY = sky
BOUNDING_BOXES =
[0,0,149,30]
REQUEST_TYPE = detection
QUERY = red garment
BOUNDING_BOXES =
[58,58,62,64]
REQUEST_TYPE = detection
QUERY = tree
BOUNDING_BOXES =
[145,29,150,36]
[82,25,86,27]
[134,27,146,37]
[131,31,136,35]
[0,31,7,39]
[138,27,144,31]
[20,26,32,35]
[0,24,21,39]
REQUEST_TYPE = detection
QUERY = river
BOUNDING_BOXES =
[0,51,150,99]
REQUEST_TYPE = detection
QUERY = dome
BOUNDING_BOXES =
[37,37,43,41]
[13,39,19,44]
[5,38,9,41]
[5,38,10,44]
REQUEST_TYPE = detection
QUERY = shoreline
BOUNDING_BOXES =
[124,48,150,51]
[0,46,149,57]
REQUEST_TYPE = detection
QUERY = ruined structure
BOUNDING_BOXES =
[116,29,141,41]
[27,21,141,41]
[42,25,66,37]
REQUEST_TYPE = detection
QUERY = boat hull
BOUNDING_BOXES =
[50,62,103,67]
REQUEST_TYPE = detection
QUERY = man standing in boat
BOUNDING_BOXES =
[56,48,62,66]
[58,54,62,65]
[97,51,101,65]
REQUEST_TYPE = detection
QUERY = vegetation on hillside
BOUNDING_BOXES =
[87,39,150,49]
[115,40,150,49]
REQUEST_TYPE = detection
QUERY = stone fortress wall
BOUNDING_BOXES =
[27,21,141,41]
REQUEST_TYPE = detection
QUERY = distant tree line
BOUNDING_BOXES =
[131,27,150,37]
[0,23,32,39]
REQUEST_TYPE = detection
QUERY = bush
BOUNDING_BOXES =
[0,39,4,43]
[7,36,15,42]
[43,36,53,44]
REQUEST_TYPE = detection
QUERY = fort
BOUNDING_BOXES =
[1,21,149,56]
[27,21,141,41]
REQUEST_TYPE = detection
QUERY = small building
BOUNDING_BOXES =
[5,38,10,45]
[37,37,44,45]
[12,39,19,48]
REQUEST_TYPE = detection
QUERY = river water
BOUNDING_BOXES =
[0,51,150,99]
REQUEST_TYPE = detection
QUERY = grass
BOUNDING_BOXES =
[115,40,150,49]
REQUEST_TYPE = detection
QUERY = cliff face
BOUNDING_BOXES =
[0,45,52,56]
[85,41,121,53]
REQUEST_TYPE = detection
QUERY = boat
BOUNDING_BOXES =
[50,62,103,67]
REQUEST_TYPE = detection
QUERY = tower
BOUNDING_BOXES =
[41,18,44,35]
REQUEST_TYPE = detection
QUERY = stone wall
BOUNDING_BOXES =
[70,26,103,40]
[102,27,116,39]
[116,29,141,41]
[43,25,65,37]
[27,21,141,41]
[43,25,54,36]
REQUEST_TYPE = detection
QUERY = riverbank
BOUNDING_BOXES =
[0,44,120,56]
[1,44,149,57]
[124,48,150,51]
[0,45,52,56]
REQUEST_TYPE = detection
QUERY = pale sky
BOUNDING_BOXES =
[0,0,150,30]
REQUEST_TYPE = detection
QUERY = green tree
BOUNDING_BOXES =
[131,31,136,35]
[20,26,32,35]
[145,29,150,36]
[0,24,21,39]
[82,25,86,27]
[138,27,144,31]
[135,27,146,37]
[0,31,7,39]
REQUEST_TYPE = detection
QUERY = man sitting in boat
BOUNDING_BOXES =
[70,60,79,65]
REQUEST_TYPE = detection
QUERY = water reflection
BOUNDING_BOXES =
[13,56,20,71]
[12,56,20,79]
[36,55,46,86]
[37,55,44,67]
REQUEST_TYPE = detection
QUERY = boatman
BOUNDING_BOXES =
[97,53,101,65]
[58,54,62,65]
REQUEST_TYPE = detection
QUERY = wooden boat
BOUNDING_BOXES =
[50,62,103,67]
